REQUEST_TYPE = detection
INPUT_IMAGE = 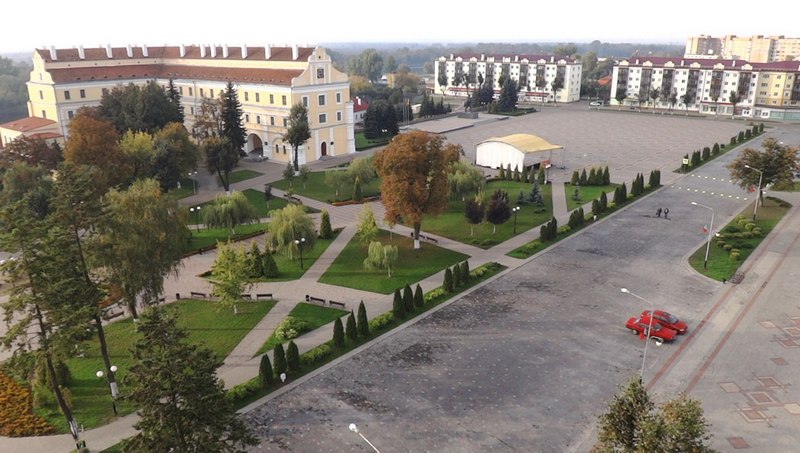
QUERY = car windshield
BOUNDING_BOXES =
[661,313,678,324]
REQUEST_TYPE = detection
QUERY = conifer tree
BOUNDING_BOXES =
[603,166,611,185]
[498,165,506,179]
[702,146,710,161]
[392,288,405,318]
[528,166,536,183]
[414,284,424,308]
[333,317,345,347]
[600,191,608,211]
[580,168,588,185]
[353,176,363,201]
[712,143,720,155]
[402,284,414,313]
[286,340,300,374]
[513,165,521,182]
[506,163,512,180]
[220,81,247,156]
[548,217,558,239]
[248,241,263,277]
[588,167,597,185]
[356,301,369,337]
[540,224,548,241]
[522,167,530,183]
[620,182,627,203]
[444,267,454,292]
[259,353,274,386]
[262,252,279,278]
[346,311,357,342]
[273,343,286,376]
[319,210,333,239]
[592,199,600,217]
[537,166,546,184]
[460,261,470,283]
[452,264,462,287]
[571,170,580,185]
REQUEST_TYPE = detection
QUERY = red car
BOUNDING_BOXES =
[641,310,688,334]
[626,317,677,345]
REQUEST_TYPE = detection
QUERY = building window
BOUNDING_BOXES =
[282,118,287,127]
[245,114,250,123]
[275,144,279,153]
[80,89,86,98]
[200,88,205,97]
[336,92,342,103]
[318,95,326,106]
[255,93,260,102]
[68,110,74,119]
[282,95,287,105]
[64,90,71,100]
[283,145,287,154]
[337,111,342,121]
[317,68,324,79]
[189,87,193,96]
[39,90,43,100]
[41,110,46,119]
[319,113,327,124]
[256,115,261,124]
[179,86,183,95]
[102,88,109,96]
[244,92,249,101]
[270,94,274,104]
[270,116,275,126]
[302,96,308,107]
[190,107,195,115]
[210,89,214,98]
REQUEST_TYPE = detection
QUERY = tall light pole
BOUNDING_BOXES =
[621,288,655,378]
[744,164,763,220]
[189,170,198,195]
[190,206,201,232]
[349,423,381,453]
[96,365,119,415]
[294,237,306,269]
[512,206,521,234]
[691,201,715,269]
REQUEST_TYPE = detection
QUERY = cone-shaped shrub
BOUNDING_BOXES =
[600,191,608,211]
[460,261,470,283]
[580,168,588,185]
[702,147,710,161]
[452,264,462,288]
[357,301,369,337]
[571,170,579,185]
[603,166,610,185]
[513,165,521,182]
[402,284,414,313]
[259,353,274,386]
[712,143,720,155]
[537,166,546,184]
[444,267,454,292]
[522,167,529,183]
[498,166,506,179]
[286,340,300,374]
[320,210,333,239]
[262,252,279,278]
[273,343,286,376]
[506,163,513,180]
[540,224,548,241]
[333,317,345,347]
[346,311,357,342]
[414,284,424,308]
[353,176,363,201]
[592,199,600,217]
[588,167,597,185]
[392,288,405,318]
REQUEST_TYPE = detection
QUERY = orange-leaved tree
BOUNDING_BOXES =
[64,107,130,189]
[372,130,461,249]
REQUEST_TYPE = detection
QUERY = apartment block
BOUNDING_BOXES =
[685,35,800,63]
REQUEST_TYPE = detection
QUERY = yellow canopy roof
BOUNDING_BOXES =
[479,134,563,154]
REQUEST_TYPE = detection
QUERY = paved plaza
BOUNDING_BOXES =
[1,105,797,452]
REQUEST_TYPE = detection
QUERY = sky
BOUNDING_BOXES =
[2,0,798,54]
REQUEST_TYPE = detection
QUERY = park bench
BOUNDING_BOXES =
[190,291,207,299]
[240,294,252,300]
[102,308,124,321]
[328,300,346,310]
[256,293,274,300]
[305,295,326,306]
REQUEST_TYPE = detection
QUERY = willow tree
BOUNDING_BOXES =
[203,191,258,234]
[210,242,251,315]
[363,241,399,277]
[373,130,461,249]
[266,204,316,259]
[356,203,379,245]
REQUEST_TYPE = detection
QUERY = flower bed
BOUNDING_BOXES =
[0,371,54,436]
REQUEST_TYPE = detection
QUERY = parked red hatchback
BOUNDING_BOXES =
[641,310,688,334]
[625,317,677,345]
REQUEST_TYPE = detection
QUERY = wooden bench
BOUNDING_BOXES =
[240,294,252,300]
[190,291,207,299]
[410,232,439,244]
[305,295,326,306]
[256,293,274,300]
[328,300,346,310]
[102,309,124,321]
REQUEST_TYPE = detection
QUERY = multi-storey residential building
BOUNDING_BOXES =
[685,35,800,63]
[13,44,355,165]
[611,56,800,120]
[434,53,582,104]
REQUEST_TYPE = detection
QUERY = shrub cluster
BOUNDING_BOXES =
[570,166,610,186]
[687,124,763,170]
[274,316,311,342]
[0,371,54,437]
[540,217,559,242]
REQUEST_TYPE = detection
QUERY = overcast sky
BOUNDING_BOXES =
[2,0,797,54]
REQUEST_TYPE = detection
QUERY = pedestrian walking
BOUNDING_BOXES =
[656,208,662,217]
[664,208,669,219]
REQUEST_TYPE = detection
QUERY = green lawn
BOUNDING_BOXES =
[184,223,267,252]
[241,188,320,217]
[256,302,347,356]
[420,180,553,248]
[39,299,275,432]
[272,170,381,203]
[168,177,198,199]
[219,169,263,187]
[564,183,619,211]
[355,132,391,150]
[689,199,790,281]
[254,229,342,281]
[319,229,468,294]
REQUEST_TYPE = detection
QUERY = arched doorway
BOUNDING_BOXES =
[320,142,327,157]
[246,134,263,155]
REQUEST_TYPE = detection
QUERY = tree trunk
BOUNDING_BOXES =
[470,225,474,237]
[218,169,230,192]
[293,147,299,171]
[413,223,421,250]
[493,224,497,234]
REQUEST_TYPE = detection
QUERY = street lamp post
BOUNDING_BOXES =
[190,206,201,232]
[189,170,198,195]
[744,164,763,220]
[691,202,715,269]
[96,365,119,415]
[621,288,655,378]
[349,423,381,453]
[294,237,306,269]
[512,206,521,234]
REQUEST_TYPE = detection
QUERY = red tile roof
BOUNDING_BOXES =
[29,132,63,140]
[36,45,315,63]
[0,116,57,132]
[597,75,612,86]
[620,56,800,71]
[48,64,303,85]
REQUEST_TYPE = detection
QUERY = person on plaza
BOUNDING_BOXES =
[664,207,669,219]
[656,208,662,217]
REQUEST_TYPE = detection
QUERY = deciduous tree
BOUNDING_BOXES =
[363,241,398,277]
[64,108,130,189]
[465,196,485,236]
[203,191,258,234]
[124,309,257,452]
[373,131,461,249]
[204,136,239,192]
[210,241,251,315]
[485,189,511,234]
[284,103,310,171]
[266,204,316,259]
[356,203,379,244]
[727,138,797,194]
